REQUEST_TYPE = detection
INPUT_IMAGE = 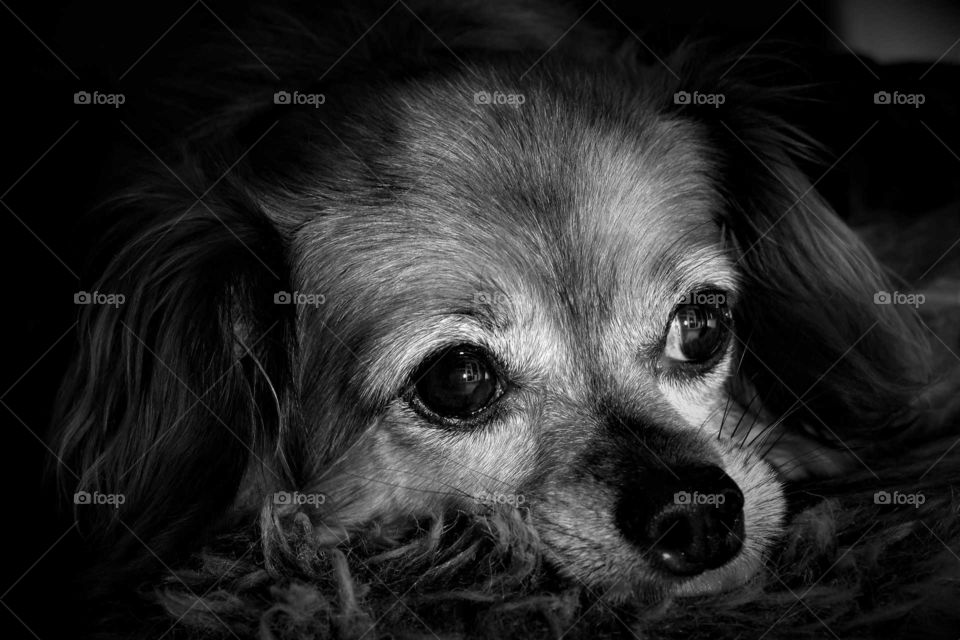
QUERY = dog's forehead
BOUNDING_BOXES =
[295,73,729,336]
[388,79,722,292]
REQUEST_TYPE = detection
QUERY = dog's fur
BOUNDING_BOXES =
[50,1,960,637]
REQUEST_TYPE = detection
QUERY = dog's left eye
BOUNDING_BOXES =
[664,297,732,364]
[410,345,503,420]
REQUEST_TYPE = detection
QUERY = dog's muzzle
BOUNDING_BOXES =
[615,466,745,576]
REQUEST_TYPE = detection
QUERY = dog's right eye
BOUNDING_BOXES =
[663,294,732,366]
[410,345,503,421]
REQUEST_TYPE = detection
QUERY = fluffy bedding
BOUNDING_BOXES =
[140,441,960,640]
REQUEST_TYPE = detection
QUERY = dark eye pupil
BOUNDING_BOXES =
[415,346,499,418]
[675,304,729,361]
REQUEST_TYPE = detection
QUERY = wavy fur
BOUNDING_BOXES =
[48,2,959,637]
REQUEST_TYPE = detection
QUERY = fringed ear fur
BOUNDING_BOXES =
[723,147,936,470]
[665,48,947,473]
[49,158,294,595]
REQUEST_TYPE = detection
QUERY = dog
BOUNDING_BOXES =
[50,0,956,633]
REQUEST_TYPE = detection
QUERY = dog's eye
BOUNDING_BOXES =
[412,345,502,419]
[664,296,732,364]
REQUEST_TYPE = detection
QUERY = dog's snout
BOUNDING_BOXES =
[615,466,745,577]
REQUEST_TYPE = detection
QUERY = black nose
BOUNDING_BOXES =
[615,466,745,576]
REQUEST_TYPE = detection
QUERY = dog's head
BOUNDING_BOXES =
[53,5,932,604]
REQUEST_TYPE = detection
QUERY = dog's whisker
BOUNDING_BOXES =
[732,329,756,380]
[698,398,729,437]
[766,445,839,479]
[744,403,806,451]
[728,389,762,443]
[716,390,735,441]
[739,401,784,450]
[757,427,791,461]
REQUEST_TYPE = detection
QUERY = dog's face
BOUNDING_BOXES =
[57,36,928,607]
[265,66,784,598]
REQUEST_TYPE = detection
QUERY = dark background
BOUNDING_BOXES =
[2,1,959,637]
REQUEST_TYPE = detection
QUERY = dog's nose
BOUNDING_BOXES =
[615,466,745,576]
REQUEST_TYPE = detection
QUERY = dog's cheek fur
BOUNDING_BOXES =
[658,351,735,428]
[532,475,654,599]
[299,408,540,528]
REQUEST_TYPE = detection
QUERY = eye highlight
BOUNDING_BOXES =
[663,291,732,366]
[409,344,504,421]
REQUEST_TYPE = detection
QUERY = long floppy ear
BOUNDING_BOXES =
[661,46,937,471]
[719,138,932,446]
[50,157,294,592]
[668,84,935,472]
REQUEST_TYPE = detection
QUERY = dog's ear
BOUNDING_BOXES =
[660,46,940,473]
[50,159,294,589]
[713,122,933,453]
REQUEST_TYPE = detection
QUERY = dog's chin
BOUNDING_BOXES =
[546,534,769,605]
[668,546,767,596]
